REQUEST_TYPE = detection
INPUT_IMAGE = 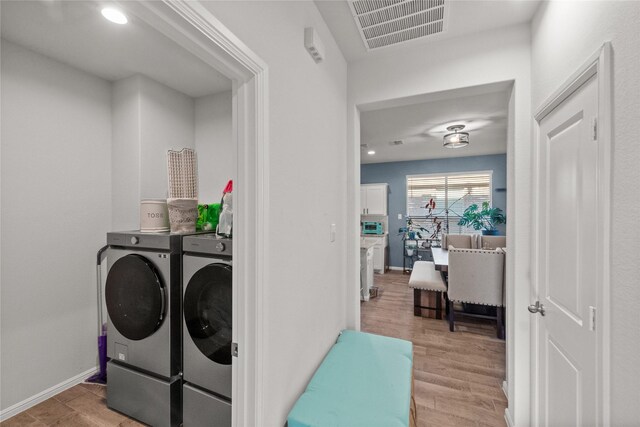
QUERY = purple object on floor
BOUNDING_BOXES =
[86,245,109,385]
[86,325,108,384]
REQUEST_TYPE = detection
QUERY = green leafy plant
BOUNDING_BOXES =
[457,201,506,231]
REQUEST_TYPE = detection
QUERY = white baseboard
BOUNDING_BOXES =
[504,407,514,427]
[0,367,97,422]
[388,266,404,271]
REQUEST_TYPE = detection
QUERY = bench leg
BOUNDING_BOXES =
[448,300,455,332]
[413,289,421,317]
[435,291,442,320]
[497,306,505,340]
[444,292,450,317]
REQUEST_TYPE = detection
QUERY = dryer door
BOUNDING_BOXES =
[183,263,232,365]
[105,254,165,341]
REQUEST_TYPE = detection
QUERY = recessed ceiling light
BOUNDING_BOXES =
[101,7,128,25]
[367,150,376,155]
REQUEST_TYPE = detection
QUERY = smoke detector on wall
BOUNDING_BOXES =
[348,0,447,50]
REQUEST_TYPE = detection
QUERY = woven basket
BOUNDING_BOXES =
[167,198,198,233]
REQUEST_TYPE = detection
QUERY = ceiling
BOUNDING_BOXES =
[360,82,511,164]
[315,0,540,63]
[314,1,530,165]
[0,1,231,98]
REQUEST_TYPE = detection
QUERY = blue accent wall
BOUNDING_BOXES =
[361,154,507,267]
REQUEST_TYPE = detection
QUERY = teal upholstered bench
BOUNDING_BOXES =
[287,330,415,427]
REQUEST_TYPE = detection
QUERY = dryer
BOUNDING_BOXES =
[182,234,233,427]
[104,231,183,427]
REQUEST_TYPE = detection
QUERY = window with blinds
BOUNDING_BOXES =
[406,171,492,235]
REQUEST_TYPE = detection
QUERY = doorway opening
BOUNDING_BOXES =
[0,2,266,425]
[350,81,517,425]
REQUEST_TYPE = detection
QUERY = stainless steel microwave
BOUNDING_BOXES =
[362,221,383,235]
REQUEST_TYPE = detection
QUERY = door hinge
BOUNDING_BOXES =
[592,118,598,141]
[232,342,238,357]
[589,306,596,331]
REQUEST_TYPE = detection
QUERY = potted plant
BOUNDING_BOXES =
[457,201,506,235]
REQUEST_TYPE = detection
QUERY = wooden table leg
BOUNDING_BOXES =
[413,289,421,317]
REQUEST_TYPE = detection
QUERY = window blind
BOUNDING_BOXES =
[406,172,492,235]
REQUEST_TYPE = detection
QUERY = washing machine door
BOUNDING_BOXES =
[105,254,165,341]
[183,263,232,365]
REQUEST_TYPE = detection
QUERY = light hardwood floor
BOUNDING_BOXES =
[0,383,142,427]
[362,270,507,427]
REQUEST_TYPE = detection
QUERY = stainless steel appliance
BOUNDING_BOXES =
[104,231,185,427]
[182,234,233,426]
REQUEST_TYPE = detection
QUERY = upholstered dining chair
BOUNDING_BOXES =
[447,248,505,339]
[441,233,475,249]
[479,235,506,250]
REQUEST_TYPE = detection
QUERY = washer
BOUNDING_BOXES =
[182,234,233,427]
[104,231,184,427]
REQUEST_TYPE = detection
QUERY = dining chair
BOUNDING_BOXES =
[441,233,474,249]
[479,235,506,250]
[447,248,505,339]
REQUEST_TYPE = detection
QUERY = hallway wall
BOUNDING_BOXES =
[198,2,349,425]
[532,2,640,423]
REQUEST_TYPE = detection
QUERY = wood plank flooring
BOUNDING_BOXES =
[0,383,142,427]
[362,271,507,427]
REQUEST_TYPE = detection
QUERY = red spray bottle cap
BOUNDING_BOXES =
[223,180,233,193]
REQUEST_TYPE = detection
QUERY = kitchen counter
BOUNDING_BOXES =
[360,232,388,237]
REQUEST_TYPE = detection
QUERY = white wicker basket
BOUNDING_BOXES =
[167,198,198,233]
[167,148,198,199]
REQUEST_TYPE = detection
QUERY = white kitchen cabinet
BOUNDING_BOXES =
[361,183,388,215]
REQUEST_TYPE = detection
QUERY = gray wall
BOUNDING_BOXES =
[361,154,507,267]
[112,75,196,231]
[195,91,233,203]
[1,39,112,410]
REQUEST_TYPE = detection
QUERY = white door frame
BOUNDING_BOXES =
[120,1,269,425]
[531,42,612,426]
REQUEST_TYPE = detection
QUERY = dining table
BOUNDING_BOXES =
[430,247,449,272]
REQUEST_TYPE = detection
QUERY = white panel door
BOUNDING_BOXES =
[365,186,386,215]
[534,75,598,426]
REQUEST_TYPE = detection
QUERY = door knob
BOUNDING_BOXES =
[528,301,546,316]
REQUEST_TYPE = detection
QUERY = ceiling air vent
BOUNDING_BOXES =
[390,140,404,146]
[348,0,446,50]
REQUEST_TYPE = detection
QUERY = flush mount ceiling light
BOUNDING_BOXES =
[443,124,469,149]
[101,7,128,25]
[367,150,376,155]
